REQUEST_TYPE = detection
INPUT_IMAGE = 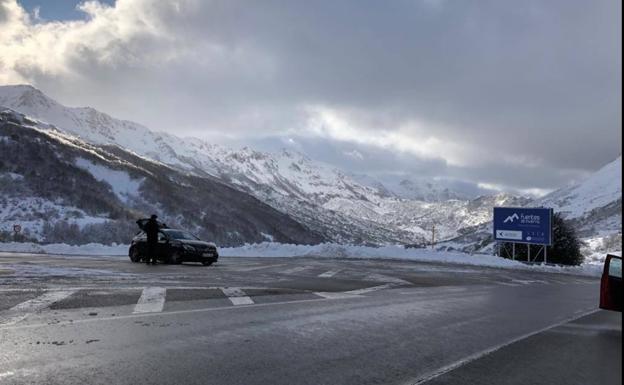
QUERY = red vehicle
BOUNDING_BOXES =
[599,254,622,312]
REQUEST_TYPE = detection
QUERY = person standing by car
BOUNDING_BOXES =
[144,214,160,265]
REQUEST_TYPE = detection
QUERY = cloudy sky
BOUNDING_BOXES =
[1,0,621,196]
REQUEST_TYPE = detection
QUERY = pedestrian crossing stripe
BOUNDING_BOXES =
[0,276,594,326]
[133,287,166,314]
[1,290,76,325]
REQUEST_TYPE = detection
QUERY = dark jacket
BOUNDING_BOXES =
[144,218,160,244]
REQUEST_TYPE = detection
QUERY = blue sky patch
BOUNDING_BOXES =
[19,0,115,21]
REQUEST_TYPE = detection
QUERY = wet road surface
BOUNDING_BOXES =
[0,252,616,384]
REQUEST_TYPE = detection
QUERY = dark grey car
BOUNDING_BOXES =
[129,228,219,265]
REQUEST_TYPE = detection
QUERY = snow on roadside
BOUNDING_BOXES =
[0,242,127,257]
[0,241,605,276]
[43,243,128,256]
[0,242,45,254]
[219,242,603,276]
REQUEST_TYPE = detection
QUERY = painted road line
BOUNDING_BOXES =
[496,281,522,287]
[232,263,287,272]
[2,290,76,325]
[366,273,411,285]
[314,291,360,299]
[0,371,15,380]
[0,296,333,331]
[281,266,312,275]
[221,287,254,306]
[345,284,394,296]
[133,287,167,314]
[318,269,342,278]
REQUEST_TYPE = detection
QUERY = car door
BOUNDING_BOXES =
[599,254,622,312]
[157,231,169,259]
[135,232,148,256]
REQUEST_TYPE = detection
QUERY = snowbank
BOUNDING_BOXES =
[220,243,602,276]
[0,242,127,256]
[0,241,604,276]
[0,242,45,254]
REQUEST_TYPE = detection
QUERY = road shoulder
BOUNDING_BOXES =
[421,310,622,385]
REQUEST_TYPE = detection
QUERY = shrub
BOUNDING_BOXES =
[500,213,583,265]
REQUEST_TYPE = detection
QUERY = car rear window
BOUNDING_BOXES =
[164,230,199,240]
[609,257,622,278]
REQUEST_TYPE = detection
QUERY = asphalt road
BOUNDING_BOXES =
[0,252,619,385]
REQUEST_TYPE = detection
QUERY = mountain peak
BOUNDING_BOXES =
[0,84,58,110]
[537,155,622,218]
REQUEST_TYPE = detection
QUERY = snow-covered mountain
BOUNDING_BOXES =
[1,84,619,251]
[536,156,621,258]
[0,84,526,244]
[536,156,621,220]
[349,173,493,202]
[438,156,622,258]
[0,107,323,246]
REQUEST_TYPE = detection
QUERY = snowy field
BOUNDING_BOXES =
[0,241,611,277]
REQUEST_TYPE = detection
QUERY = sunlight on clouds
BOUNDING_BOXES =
[477,182,552,198]
[305,105,482,168]
[0,0,618,192]
[0,0,176,83]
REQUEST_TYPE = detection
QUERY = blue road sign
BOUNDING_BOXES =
[493,207,553,245]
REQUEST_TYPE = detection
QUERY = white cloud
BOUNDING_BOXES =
[344,149,364,161]
[302,105,534,169]
[0,0,620,192]
[0,0,186,84]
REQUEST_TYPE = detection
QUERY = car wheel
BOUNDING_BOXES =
[168,252,183,265]
[202,260,213,266]
[129,247,141,263]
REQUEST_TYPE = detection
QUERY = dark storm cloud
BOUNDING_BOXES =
[187,0,620,170]
[2,0,621,192]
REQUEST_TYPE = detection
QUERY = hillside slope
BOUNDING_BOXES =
[0,85,523,244]
[439,157,622,258]
[0,108,324,246]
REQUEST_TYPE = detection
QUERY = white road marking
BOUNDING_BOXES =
[318,269,341,278]
[495,281,522,287]
[281,266,312,275]
[1,290,76,325]
[133,287,166,314]
[345,284,394,295]
[510,279,541,285]
[366,273,411,285]
[1,296,334,331]
[0,371,15,379]
[231,264,287,272]
[221,287,254,306]
[314,291,360,299]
